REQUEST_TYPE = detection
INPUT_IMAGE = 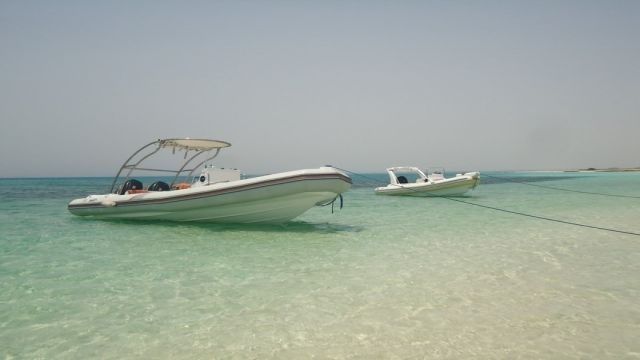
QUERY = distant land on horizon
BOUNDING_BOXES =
[3,167,640,179]
[564,167,640,173]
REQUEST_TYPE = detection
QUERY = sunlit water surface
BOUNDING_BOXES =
[1,172,639,358]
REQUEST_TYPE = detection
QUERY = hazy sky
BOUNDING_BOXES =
[1,1,638,177]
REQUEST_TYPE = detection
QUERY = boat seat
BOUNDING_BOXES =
[126,189,149,194]
[397,176,408,184]
[172,182,191,190]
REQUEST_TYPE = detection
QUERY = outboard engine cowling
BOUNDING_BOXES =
[120,179,143,195]
[148,181,170,192]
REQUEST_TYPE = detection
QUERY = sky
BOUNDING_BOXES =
[1,1,639,177]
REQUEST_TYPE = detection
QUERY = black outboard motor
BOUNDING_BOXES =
[120,179,143,195]
[148,181,170,192]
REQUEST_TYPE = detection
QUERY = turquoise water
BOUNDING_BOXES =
[1,172,640,358]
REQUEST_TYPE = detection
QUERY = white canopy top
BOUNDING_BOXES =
[159,138,231,151]
[387,166,422,173]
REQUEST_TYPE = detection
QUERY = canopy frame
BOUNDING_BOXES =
[109,138,231,193]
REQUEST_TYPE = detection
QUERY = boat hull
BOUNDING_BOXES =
[68,168,351,223]
[375,174,479,197]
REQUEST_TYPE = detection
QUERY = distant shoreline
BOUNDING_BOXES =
[3,168,640,179]
[563,167,640,173]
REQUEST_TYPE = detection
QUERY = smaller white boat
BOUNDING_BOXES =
[374,167,480,196]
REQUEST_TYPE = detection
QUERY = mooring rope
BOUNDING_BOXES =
[482,173,640,199]
[319,194,344,214]
[443,196,640,236]
[333,166,640,237]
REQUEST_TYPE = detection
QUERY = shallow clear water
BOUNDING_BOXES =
[1,172,640,358]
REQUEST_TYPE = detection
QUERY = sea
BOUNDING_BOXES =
[1,171,639,359]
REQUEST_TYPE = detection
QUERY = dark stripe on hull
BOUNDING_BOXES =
[68,173,351,211]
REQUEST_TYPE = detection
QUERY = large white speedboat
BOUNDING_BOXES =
[374,166,479,196]
[68,138,352,223]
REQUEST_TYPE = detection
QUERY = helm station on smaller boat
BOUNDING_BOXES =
[68,138,352,224]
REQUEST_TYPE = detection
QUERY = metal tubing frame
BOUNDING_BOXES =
[109,139,226,193]
[182,149,222,184]
[123,146,164,180]
[109,140,161,193]
[169,148,221,187]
